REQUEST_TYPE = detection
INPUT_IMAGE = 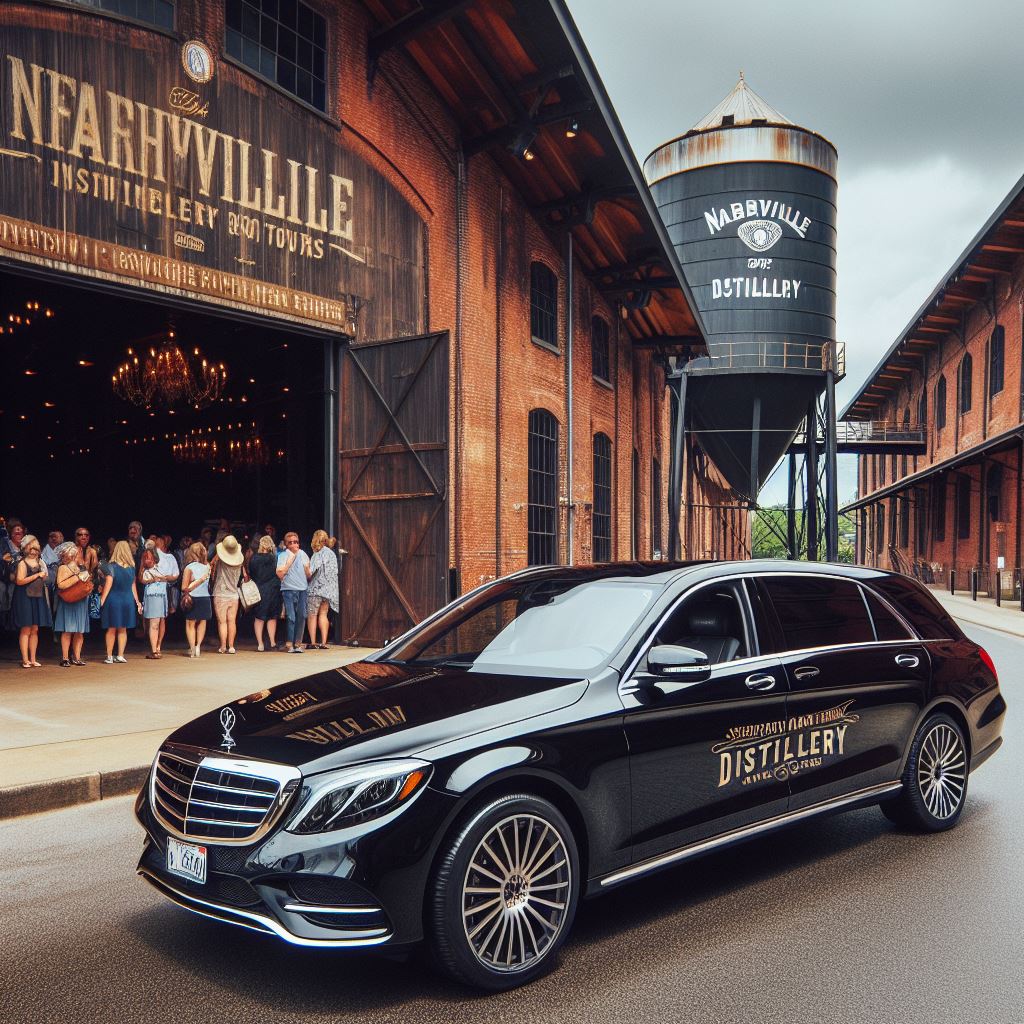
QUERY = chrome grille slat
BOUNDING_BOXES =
[190,780,277,800]
[188,797,269,815]
[151,748,300,846]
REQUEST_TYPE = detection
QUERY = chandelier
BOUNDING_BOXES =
[112,331,226,409]
[171,422,276,472]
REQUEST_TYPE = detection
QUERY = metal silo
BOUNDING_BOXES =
[645,75,838,501]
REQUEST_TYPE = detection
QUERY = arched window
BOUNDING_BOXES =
[592,317,611,384]
[989,325,1005,396]
[936,375,947,430]
[530,262,558,350]
[918,389,927,426]
[958,354,972,414]
[901,408,910,477]
[592,434,612,562]
[528,409,559,564]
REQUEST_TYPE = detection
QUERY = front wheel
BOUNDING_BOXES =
[881,712,968,831]
[427,793,580,990]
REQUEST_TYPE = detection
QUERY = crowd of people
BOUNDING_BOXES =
[0,516,344,668]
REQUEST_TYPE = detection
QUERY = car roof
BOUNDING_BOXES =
[514,559,910,588]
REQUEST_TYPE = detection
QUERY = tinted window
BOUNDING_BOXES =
[864,589,912,641]
[761,576,873,651]
[870,575,963,641]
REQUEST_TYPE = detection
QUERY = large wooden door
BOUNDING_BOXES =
[339,332,449,646]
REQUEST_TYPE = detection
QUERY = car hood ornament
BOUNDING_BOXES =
[219,707,237,752]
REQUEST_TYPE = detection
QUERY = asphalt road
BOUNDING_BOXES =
[2,619,1022,1024]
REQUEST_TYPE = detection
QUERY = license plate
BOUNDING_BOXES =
[166,837,207,884]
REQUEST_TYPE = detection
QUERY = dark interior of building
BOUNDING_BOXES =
[1,267,329,550]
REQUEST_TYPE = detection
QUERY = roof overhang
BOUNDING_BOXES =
[363,0,707,352]
[842,170,1024,421]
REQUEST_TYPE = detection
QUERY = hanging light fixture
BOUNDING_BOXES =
[112,330,227,410]
[171,421,273,472]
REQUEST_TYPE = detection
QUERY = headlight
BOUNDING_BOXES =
[287,759,432,835]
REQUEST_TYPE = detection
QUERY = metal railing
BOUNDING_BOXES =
[795,419,927,447]
[688,339,845,378]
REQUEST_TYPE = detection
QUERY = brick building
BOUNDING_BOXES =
[842,173,1024,598]
[0,0,744,646]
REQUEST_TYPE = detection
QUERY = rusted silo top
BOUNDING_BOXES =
[644,75,837,183]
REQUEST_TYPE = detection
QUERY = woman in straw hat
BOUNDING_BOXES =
[210,533,246,654]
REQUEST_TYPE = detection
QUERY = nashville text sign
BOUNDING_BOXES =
[0,12,425,334]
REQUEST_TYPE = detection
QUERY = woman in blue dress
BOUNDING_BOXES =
[54,542,91,667]
[13,534,52,668]
[100,540,143,664]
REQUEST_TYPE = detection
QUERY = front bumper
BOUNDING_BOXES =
[135,778,462,948]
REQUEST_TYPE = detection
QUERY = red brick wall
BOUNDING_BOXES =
[50,1,745,587]
[856,261,1024,587]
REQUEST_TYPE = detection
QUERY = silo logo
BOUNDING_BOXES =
[704,199,813,247]
[737,220,782,253]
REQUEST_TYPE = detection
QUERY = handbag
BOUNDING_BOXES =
[238,578,261,609]
[180,566,209,611]
[59,576,93,603]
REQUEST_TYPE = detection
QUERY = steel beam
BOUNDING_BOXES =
[806,400,819,561]
[667,370,687,561]
[824,366,840,560]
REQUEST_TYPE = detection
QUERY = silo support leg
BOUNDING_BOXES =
[787,450,797,559]
[806,401,819,561]
[824,369,840,561]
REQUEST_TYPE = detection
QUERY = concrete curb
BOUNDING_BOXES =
[0,765,149,821]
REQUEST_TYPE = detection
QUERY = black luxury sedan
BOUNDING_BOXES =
[136,560,1006,990]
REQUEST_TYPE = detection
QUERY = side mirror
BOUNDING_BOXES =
[647,644,711,682]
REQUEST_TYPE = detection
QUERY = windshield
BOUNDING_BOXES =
[381,576,661,676]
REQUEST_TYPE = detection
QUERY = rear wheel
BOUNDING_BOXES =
[881,712,968,831]
[427,793,579,990]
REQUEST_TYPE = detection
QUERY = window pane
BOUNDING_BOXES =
[592,434,612,562]
[528,410,559,565]
[73,0,176,28]
[761,576,874,651]
[227,0,326,110]
[530,263,558,348]
[592,317,610,382]
[865,589,911,641]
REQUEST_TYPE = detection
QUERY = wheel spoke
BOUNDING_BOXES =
[519,820,535,875]
[481,840,510,878]
[467,901,504,940]
[530,881,569,893]
[469,859,505,885]
[524,901,556,932]
[465,885,502,895]
[464,895,503,919]
[530,857,567,882]
[529,895,566,910]
[521,823,550,876]
[514,912,528,966]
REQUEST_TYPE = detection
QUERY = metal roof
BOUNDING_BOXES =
[690,73,794,132]
[841,169,1024,420]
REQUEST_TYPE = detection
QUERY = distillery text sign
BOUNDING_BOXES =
[0,13,424,334]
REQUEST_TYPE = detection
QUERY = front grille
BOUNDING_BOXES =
[152,747,299,844]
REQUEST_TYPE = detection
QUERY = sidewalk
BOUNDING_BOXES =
[0,644,374,820]
[928,586,1024,638]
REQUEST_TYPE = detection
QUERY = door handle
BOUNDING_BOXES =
[793,666,819,681]
[745,672,776,692]
[895,654,920,669]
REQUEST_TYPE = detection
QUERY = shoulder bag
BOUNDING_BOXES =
[238,578,261,610]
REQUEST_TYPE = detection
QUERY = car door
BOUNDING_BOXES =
[620,577,790,864]
[755,573,929,811]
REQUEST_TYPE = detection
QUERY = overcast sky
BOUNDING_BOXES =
[567,0,1024,504]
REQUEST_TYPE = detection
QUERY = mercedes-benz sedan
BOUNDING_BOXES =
[136,560,1005,989]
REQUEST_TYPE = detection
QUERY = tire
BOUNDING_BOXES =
[881,712,969,832]
[427,792,580,991]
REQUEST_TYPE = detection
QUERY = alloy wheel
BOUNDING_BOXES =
[916,721,967,820]
[461,813,572,974]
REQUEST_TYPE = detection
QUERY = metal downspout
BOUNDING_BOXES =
[667,368,686,560]
[495,188,504,579]
[453,146,466,595]
[565,233,574,566]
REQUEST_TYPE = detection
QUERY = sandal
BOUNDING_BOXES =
[146,653,159,660]
[256,644,265,653]
[21,662,31,669]
[30,661,42,667]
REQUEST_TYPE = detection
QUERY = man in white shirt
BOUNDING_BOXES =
[41,529,64,600]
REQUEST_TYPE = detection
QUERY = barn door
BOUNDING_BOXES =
[339,331,449,646]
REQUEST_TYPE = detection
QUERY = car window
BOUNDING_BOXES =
[383,577,661,676]
[862,588,913,641]
[870,575,963,641]
[761,576,874,652]
[650,582,749,665]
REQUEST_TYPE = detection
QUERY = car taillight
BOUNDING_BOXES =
[978,646,998,681]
